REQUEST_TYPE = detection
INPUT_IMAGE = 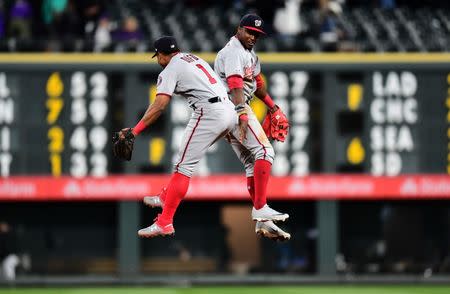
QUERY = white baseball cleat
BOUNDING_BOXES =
[255,220,291,241]
[252,204,289,222]
[138,221,174,238]
[143,195,164,208]
[143,188,165,208]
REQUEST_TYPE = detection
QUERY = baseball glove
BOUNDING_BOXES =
[112,128,135,161]
[262,107,289,142]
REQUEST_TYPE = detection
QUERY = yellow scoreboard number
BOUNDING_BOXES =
[46,73,64,176]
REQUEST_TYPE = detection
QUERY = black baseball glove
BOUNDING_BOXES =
[112,128,135,161]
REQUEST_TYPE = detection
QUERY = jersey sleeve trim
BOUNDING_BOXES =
[227,75,244,90]
[255,74,264,89]
[226,74,243,79]
[156,93,172,98]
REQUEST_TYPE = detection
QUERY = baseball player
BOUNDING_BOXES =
[116,36,239,238]
[213,14,291,240]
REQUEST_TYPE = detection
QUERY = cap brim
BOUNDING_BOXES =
[243,26,266,34]
[152,52,158,58]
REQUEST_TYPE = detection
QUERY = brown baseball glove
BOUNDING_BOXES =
[112,128,135,161]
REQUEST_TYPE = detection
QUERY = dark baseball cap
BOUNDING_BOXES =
[239,14,265,34]
[152,36,179,58]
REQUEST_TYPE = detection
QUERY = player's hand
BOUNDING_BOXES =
[119,128,132,139]
[238,116,248,143]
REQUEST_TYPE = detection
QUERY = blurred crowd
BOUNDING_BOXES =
[0,0,145,52]
[234,0,448,52]
[0,0,448,52]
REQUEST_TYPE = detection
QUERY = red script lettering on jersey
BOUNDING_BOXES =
[181,54,217,84]
[196,64,217,84]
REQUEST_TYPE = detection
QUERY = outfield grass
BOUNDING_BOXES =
[0,286,449,294]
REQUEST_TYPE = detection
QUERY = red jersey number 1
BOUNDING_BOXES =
[196,64,217,84]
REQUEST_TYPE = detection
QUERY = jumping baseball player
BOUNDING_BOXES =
[114,36,239,237]
[214,14,291,240]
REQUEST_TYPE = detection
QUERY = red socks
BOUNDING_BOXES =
[253,159,271,209]
[158,172,190,226]
[159,187,167,202]
[156,160,271,226]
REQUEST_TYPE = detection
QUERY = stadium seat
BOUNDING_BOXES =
[0,2,448,53]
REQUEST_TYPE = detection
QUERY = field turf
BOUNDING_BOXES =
[0,286,449,294]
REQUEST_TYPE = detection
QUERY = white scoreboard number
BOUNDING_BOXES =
[270,71,310,176]
[0,73,13,177]
[69,72,109,178]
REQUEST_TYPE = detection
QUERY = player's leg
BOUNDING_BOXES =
[159,106,236,225]
[225,133,256,204]
[226,132,290,240]
[138,180,189,238]
[233,105,273,209]
[230,105,289,222]
[139,107,234,238]
[139,109,206,237]
[143,102,237,210]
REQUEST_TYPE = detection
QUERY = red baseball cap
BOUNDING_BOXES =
[239,14,265,34]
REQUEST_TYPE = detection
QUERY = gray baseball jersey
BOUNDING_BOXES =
[158,53,228,108]
[214,36,261,103]
[214,37,274,177]
[157,52,238,177]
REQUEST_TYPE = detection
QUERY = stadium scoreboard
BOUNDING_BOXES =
[0,71,111,177]
[0,54,449,178]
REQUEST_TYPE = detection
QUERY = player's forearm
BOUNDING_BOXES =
[227,76,247,120]
[133,95,170,136]
[254,74,277,112]
[230,88,245,106]
[254,87,268,100]
[255,88,277,112]
[230,88,248,119]
[142,104,164,125]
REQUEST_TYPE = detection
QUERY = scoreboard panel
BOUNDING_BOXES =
[268,70,317,176]
[0,70,112,177]
[363,70,447,175]
[0,54,449,179]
